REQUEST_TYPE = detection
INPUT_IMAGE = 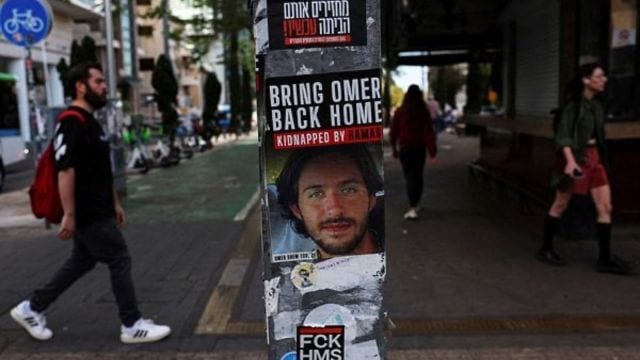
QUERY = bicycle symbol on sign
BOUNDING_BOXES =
[2,9,44,34]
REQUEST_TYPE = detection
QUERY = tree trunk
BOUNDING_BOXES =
[228,31,241,135]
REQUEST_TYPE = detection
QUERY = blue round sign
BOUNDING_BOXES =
[0,0,52,47]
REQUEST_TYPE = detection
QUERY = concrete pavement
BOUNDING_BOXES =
[1,131,639,359]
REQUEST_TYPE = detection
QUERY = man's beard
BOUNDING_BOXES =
[309,216,368,256]
[85,87,108,110]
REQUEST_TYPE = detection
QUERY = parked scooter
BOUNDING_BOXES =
[123,125,152,174]
[146,124,180,167]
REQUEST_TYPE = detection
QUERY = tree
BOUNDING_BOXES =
[70,41,82,68]
[202,71,222,123]
[56,58,69,94]
[429,65,466,110]
[390,83,405,109]
[58,36,100,98]
[187,0,253,133]
[465,63,492,114]
[152,54,179,147]
[79,36,98,64]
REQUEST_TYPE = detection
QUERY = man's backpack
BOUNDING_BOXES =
[29,109,86,224]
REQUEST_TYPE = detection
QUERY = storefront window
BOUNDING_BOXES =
[608,0,638,119]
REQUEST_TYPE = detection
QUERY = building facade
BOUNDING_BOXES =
[0,0,102,165]
[466,0,640,215]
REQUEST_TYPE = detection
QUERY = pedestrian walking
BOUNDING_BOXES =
[390,84,437,220]
[537,62,634,275]
[10,63,172,343]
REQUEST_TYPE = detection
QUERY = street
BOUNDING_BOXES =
[1,132,639,359]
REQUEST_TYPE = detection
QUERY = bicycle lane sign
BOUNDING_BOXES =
[0,0,52,47]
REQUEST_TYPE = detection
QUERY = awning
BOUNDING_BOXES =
[0,72,17,82]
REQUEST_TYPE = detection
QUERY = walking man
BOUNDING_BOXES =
[11,63,171,343]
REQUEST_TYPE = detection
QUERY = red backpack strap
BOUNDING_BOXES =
[56,109,87,125]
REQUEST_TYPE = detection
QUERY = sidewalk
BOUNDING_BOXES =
[1,131,639,359]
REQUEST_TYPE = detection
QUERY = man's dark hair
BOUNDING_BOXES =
[275,144,383,237]
[65,62,103,100]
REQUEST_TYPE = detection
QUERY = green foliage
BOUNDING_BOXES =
[139,4,165,19]
[390,83,405,109]
[169,28,185,41]
[206,0,251,34]
[184,0,254,131]
[183,0,251,64]
[465,63,492,114]
[429,65,466,109]
[92,0,123,18]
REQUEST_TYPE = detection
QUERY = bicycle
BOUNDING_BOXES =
[3,9,44,34]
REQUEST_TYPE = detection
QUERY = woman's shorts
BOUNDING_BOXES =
[565,147,609,195]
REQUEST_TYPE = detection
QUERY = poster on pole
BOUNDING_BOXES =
[254,0,384,358]
[267,0,367,49]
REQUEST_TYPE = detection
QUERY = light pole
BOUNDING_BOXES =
[103,0,127,195]
[162,0,170,56]
[103,0,117,101]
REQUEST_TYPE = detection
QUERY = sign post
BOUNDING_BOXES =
[253,0,386,358]
[0,0,53,163]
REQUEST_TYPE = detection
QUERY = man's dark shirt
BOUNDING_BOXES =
[53,106,115,227]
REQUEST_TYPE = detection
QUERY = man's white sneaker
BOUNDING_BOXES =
[403,208,418,220]
[10,300,53,341]
[120,318,171,344]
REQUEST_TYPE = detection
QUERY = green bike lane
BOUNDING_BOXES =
[124,138,260,224]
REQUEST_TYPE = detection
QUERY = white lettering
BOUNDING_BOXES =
[269,86,280,107]
[342,103,354,125]
[271,110,282,131]
[270,83,324,108]
[271,107,321,132]
[356,101,372,124]
[360,78,370,100]
[331,81,342,102]
[344,79,359,101]
[374,100,382,123]
[330,104,341,126]
[371,77,381,99]
[284,2,310,19]
[313,82,324,103]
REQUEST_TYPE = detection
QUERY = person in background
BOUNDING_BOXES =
[390,84,437,220]
[538,62,634,275]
